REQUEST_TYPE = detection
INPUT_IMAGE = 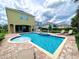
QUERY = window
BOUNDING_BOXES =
[20,16,23,20]
[20,15,28,20]
[26,16,28,20]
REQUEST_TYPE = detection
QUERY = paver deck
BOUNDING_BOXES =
[0,34,79,59]
[59,36,79,59]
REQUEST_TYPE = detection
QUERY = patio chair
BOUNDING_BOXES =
[67,30,73,35]
[56,30,65,35]
[36,29,41,33]
[60,30,65,34]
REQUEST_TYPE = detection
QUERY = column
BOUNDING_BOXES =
[13,24,16,33]
[8,24,11,33]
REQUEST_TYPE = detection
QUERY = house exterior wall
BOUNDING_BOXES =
[6,8,35,33]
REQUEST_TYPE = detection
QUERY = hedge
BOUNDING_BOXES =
[75,33,79,50]
[0,33,5,41]
[40,27,77,34]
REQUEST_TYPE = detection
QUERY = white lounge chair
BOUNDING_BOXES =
[60,30,65,34]
[68,30,73,35]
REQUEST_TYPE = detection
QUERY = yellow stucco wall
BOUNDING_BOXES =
[6,8,35,33]
[6,8,35,25]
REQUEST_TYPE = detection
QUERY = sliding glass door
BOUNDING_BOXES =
[15,25,31,33]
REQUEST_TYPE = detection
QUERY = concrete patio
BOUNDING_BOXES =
[0,34,79,59]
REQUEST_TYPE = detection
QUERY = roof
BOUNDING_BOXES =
[5,7,35,17]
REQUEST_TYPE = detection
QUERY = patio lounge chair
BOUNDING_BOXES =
[67,30,73,35]
[60,30,65,34]
[56,30,65,35]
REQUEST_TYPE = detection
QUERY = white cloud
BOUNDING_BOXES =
[0,0,78,25]
[42,0,78,25]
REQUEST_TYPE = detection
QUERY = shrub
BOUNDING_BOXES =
[52,27,77,33]
[41,28,48,32]
[41,27,77,34]
[75,33,79,50]
[0,34,5,41]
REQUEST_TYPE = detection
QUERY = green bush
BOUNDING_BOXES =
[0,34,5,41]
[75,33,79,50]
[53,27,77,34]
[41,28,48,32]
[41,27,77,34]
[51,30,60,33]
[53,27,77,31]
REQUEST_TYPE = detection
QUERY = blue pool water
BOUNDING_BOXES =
[11,33,64,54]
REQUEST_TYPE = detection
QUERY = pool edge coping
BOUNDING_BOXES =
[8,32,67,59]
[29,32,67,59]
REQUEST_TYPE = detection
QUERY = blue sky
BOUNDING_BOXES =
[0,0,78,25]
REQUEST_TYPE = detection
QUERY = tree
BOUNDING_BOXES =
[0,26,2,29]
[48,24,52,32]
[53,24,57,28]
[74,0,79,2]
[71,8,79,32]
[3,24,8,30]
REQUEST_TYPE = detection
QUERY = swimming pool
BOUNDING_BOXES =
[8,32,67,59]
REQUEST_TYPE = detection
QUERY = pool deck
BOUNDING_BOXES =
[59,35,79,59]
[0,33,79,59]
